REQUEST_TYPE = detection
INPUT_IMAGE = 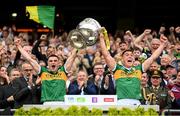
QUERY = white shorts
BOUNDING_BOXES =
[117,99,141,106]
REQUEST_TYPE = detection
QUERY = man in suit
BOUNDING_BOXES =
[89,62,115,95]
[0,68,21,115]
[68,70,97,95]
[13,62,41,108]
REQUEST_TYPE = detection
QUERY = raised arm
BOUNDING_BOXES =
[64,48,77,73]
[168,26,177,44]
[99,32,116,71]
[125,30,135,48]
[134,29,151,51]
[142,34,168,72]
[14,36,40,74]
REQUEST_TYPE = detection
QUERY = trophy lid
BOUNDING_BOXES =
[77,18,101,31]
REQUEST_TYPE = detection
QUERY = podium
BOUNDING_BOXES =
[22,95,159,112]
[64,95,117,105]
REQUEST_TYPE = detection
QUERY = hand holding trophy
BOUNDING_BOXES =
[67,18,110,50]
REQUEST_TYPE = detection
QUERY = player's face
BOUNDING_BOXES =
[48,56,59,72]
[122,51,134,68]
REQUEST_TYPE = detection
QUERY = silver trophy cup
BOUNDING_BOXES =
[67,18,102,49]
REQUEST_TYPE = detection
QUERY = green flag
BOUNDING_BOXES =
[26,6,55,29]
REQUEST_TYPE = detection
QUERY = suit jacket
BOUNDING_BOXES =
[88,74,115,95]
[0,84,16,115]
[0,83,16,109]
[142,86,172,110]
[68,80,98,95]
[12,76,41,108]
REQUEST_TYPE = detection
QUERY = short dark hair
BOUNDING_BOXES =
[133,47,141,52]
[119,41,127,45]
[93,62,104,69]
[48,54,64,63]
[121,49,133,56]
[48,54,60,60]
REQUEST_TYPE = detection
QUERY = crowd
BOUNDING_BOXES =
[0,24,180,115]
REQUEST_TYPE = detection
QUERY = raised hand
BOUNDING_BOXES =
[125,30,133,42]
[40,34,47,40]
[104,75,109,87]
[125,30,133,36]
[14,36,22,47]
[78,80,85,89]
[159,26,166,34]
[143,29,151,35]
[99,33,105,41]
[175,26,180,33]
[27,73,34,88]
[94,75,100,86]
[160,34,168,45]
[95,75,100,82]
[35,76,41,86]
[169,26,174,33]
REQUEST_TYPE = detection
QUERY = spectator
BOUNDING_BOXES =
[68,70,97,95]
[141,72,149,88]
[133,48,142,61]
[13,62,41,108]
[0,27,13,48]
[148,61,160,71]
[133,60,141,67]
[142,70,172,111]
[89,62,115,95]
[0,68,21,115]
[0,50,12,73]
[0,66,10,85]
[160,54,172,69]
[169,71,180,109]
[8,68,21,82]
[166,64,177,80]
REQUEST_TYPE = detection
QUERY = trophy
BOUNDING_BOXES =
[67,18,110,49]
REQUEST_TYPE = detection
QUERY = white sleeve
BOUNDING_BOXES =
[112,64,117,72]
[142,64,145,73]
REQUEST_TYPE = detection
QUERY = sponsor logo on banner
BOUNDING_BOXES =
[92,97,98,103]
[104,98,114,102]
[67,97,75,103]
[64,95,117,105]
[77,97,86,103]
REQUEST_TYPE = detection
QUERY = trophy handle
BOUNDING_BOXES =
[67,29,87,49]
[99,27,110,50]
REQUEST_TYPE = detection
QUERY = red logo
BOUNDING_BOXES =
[104,98,114,102]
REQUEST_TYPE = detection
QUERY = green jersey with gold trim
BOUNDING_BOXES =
[113,64,142,100]
[39,66,67,102]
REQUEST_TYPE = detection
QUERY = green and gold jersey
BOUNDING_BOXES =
[39,66,68,102]
[113,64,143,100]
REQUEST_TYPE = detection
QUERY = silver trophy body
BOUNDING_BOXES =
[68,18,101,49]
